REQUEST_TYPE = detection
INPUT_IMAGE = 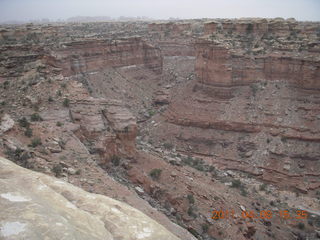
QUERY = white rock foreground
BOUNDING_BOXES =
[0,157,180,240]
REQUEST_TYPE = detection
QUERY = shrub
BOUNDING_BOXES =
[56,121,63,127]
[48,96,53,102]
[29,138,42,148]
[52,164,62,177]
[231,179,241,188]
[187,194,195,204]
[5,148,30,167]
[201,224,209,233]
[111,155,120,166]
[63,98,70,107]
[30,113,43,122]
[181,156,212,172]
[259,183,267,191]
[19,117,30,128]
[149,168,162,180]
[57,90,62,96]
[240,188,248,196]
[163,142,173,150]
[187,206,197,218]
[148,110,155,116]
[250,83,259,97]
[24,127,33,137]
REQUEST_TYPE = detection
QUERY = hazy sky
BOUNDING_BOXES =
[0,0,319,22]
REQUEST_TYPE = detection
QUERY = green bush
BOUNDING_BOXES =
[29,138,42,148]
[56,121,63,127]
[201,224,209,233]
[187,206,197,218]
[149,168,162,180]
[259,183,267,191]
[52,164,62,177]
[111,155,120,166]
[231,179,241,188]
[19,117,30,128]
[187,194,195,204]
[63,98,70,107]
[30,113,43,122]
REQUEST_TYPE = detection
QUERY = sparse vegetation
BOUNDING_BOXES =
[111,155,120,166]
[30,113,43,122]
[259,183,267,191]
[187,194,195,204]
[250,83,259,97]
[231,179,241,188]
[201,223,209,233]
[181,156,216,173]
[19,117,30,128]
[56,121,63,127]
[230,179,248,196]
[63,98,70,107]
[148,109,156,116]
[163,142,173,150]
[187,206,197,218]
[52,164,63,177]
[29,138,42,148]
[149,168,162,180]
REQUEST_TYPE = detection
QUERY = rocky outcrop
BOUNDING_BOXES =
[0,114,14,136]
[147,22,195,56]
[204,18,320,37]
[70,97,138,163]
[51,37,163,76]
[195,38,320,89]
[0,157,180,240]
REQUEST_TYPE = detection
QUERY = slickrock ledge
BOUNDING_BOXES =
[0,157,180,240]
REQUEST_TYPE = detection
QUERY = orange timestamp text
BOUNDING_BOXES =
[211,209,308,220]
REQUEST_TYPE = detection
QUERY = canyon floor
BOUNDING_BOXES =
[0,18,320,240]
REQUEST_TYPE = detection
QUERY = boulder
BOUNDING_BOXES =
[0,157,180,240]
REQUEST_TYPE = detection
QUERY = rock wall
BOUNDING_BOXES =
[147,22,195,56]
[52,37,163,76]
[0,157,180,240]
[204,18,319,37]
[195,39,320,89]
[69,97,138,163]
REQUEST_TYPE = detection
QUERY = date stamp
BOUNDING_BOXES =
[211,209,308,220]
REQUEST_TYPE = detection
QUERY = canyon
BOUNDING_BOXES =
[0,18,319,240]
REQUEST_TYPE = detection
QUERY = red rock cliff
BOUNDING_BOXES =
[52,37,163,76]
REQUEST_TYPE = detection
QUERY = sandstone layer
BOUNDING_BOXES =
[0,157,180,240]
